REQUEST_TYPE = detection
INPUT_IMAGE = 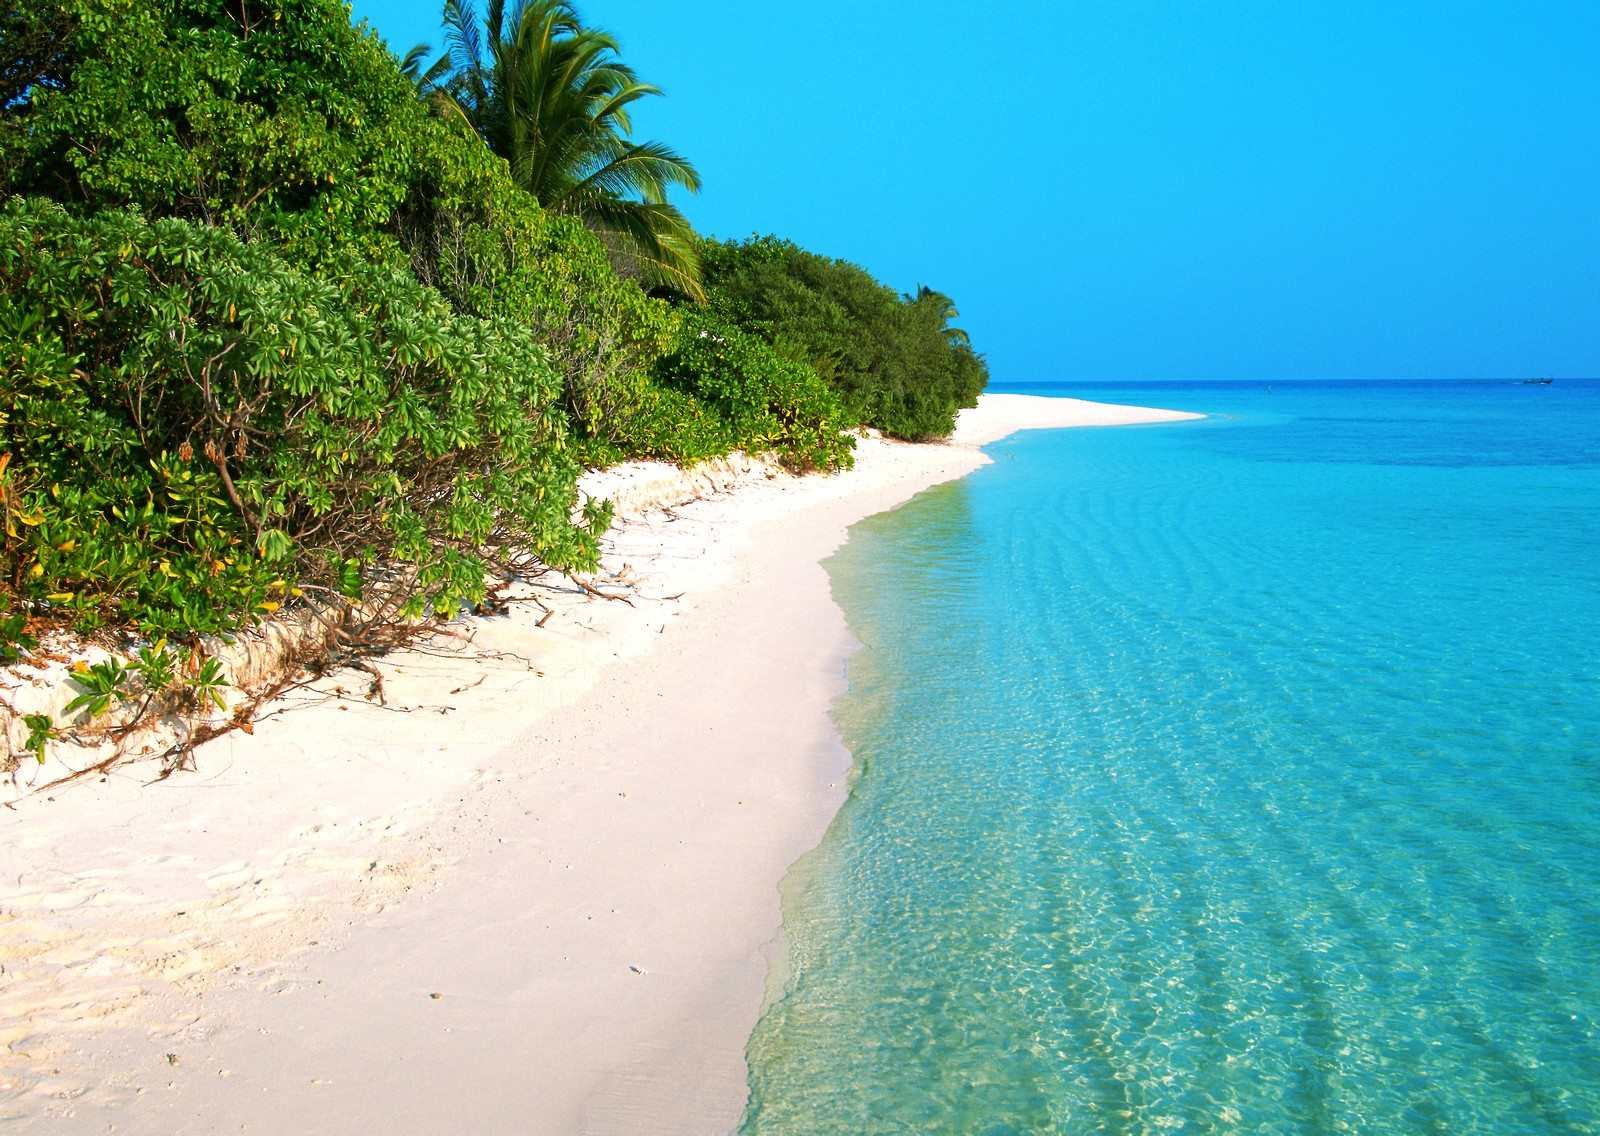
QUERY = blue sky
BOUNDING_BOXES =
[350,0,1599,382]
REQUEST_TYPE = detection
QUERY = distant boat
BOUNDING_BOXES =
[1522,377,1554,385]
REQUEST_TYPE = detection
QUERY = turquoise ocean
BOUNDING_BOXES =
[740,380,1600,1135]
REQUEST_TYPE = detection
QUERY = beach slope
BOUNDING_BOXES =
[0,394,1198,1134]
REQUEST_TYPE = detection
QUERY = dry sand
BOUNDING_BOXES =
[0,394,1199,1134]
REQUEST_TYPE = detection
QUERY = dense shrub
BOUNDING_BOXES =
[398,165,860,471]
[398,142,681,458]
[2,0,425,266]
[651,313,854,472]
[699,236,988,440]
[0,200,606,636]
[0,0,869,655]
[1,0,679,446]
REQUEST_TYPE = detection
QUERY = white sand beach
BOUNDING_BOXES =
[0,394,1199,1134]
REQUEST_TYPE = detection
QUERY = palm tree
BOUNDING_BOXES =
[436,0,703,299]
[905,285,971,347]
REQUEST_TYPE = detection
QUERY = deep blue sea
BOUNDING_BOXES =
[741,380,1600,1135]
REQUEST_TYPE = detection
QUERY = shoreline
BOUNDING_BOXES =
[0,394,1200,1133]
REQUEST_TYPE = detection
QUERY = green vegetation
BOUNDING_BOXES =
[0,0,987,766]
[2,199,604,638]
[700,236,987,440]
[431,0,704,298]
[651,312,855,471]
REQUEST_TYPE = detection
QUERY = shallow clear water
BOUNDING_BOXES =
[741,381,1600,1135]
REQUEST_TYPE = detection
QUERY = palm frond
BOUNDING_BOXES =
[399,42,433,79]
[400,42,456,98]
[553,140,700,215]
[903,285,970,345]
[434,0,703,297]
[583,196,704,300]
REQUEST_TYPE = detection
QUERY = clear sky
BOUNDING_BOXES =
[348,0,1598,383]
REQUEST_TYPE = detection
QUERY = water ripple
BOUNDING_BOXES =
[744,387,1600,1135]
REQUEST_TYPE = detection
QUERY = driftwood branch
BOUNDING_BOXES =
[352,659,387,705]
[570,576,635,606]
